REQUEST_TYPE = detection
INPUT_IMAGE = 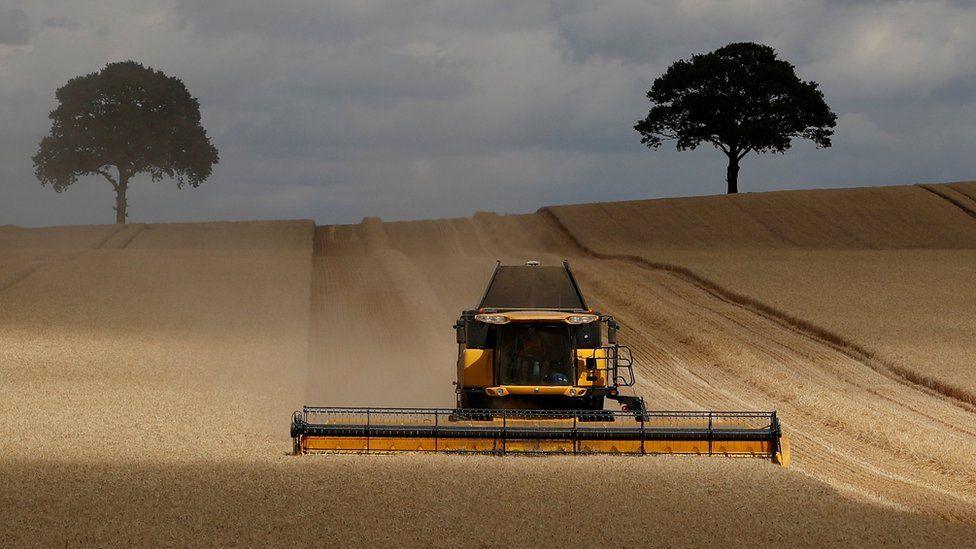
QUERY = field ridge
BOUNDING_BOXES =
[538,206,976,409]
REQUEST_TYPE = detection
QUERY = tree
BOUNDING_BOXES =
[33,61,218,223]
[634,42,836,194]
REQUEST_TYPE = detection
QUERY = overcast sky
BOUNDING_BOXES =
[1,1,974,226]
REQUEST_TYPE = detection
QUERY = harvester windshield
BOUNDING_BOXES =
[497,324,573,386]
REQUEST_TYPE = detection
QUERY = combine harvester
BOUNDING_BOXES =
[292,261,790,466]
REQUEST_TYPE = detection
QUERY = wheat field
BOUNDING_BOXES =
[547,182,976,401]
[3,184,976,545]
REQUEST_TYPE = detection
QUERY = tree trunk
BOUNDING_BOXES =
[726,155,739,194]
[114,176,129,224]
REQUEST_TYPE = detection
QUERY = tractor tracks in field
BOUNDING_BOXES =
[949,183,976,204]
[94,224,149,249]
[0,262,47,293]
[89,225,128,249]
[571,252,976,522]
[538,206,976,521]
[117,224,149,249]
[919,184,976,221]
[0,248,93,294]
[1,224,152,295]
[538,206,976,412]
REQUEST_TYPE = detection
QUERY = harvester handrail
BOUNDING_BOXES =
[301,405,776,418]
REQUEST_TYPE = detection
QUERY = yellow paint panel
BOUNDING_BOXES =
[439,438,500,452]
[776,436,791,467]
[299,436,779,464]
[302,436,500,453]
[460,348,493,387]
[488,385,587,396]
[502,439,575,453]
[500,311,590,322]
[640,440,772,456]
[577,440,643,454]
[574,348,607,387]
[303,437,370,452]
[368,437,437,451]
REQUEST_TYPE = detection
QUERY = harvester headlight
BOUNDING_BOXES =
[565,314,599,325]
[569,389,576,396]
[475,313,510,324]
[496,388,505,396]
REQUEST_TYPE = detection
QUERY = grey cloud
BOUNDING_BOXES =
[173,0,551,44]
[284,48,471,101]
[550,1,825,66]
[0,7,30,45]
[42,16,80,30]
[0,1,974,228]
[930,73,976,105]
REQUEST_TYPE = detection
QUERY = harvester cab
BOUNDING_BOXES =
[292,260,790,466]
[454,260,645,415]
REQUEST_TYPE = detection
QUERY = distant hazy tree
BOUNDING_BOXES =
[635,42,836,194]
[33,61,218,223]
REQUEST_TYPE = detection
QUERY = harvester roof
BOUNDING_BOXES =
[478,261,587,311]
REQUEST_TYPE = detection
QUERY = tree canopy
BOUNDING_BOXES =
[33,60,218,223]
[634,42,836,193]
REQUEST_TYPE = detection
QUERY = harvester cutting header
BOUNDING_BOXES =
[292,260,790,466]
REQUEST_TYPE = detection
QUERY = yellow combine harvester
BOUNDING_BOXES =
[292,260,790,466]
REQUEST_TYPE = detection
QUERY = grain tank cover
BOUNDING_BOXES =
[478,261,587,310]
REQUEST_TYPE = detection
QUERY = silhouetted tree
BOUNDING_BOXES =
[635,42,836,194]
[33,61,218,223]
